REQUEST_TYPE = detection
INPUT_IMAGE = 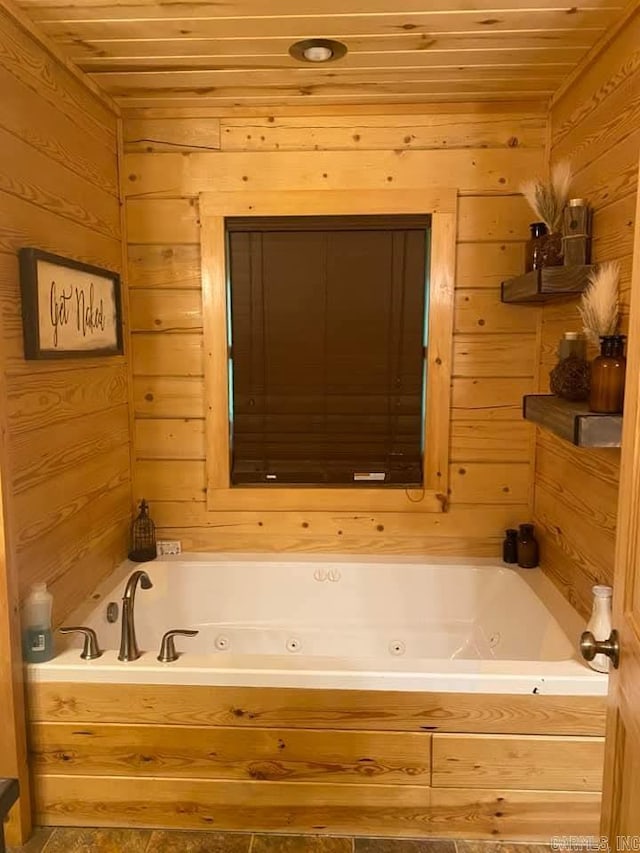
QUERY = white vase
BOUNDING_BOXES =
[586,584,613,674]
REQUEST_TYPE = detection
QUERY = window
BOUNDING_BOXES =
[200,189,455,514]
[227,215,430,487]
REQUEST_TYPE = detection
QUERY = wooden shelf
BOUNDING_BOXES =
[524,395,622,447]
[501,265,595,303]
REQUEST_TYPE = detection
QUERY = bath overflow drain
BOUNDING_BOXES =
[286,638,302,653]
[389,640,406,656]
[215,635,230,651]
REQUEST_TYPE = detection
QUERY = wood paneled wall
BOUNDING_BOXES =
[0,3,132,626]
[123,103,546,554]
[533,10,640,618]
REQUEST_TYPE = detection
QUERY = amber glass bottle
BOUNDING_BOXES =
[589,335,626,414]
[502,528,518,564]
[517,524,539,569]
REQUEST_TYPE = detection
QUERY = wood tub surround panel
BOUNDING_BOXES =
[29,725,432,785]
[31,777,602,839]
[27,683,606,839]
[30,725,604,791]
[26,683,607,735]
[533,9,640,618]
[431,733,605,791]
[126,104,545,554]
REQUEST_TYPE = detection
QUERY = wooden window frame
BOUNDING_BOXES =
[200,189,457,514]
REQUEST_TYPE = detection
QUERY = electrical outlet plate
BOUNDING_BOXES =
[157,540,182,556]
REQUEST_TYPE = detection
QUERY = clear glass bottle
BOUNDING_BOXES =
[589,335,626,414]
[525,222,547,272]
[549,332,590,402]
[586,585,613,674]
[540,231,564,267]
[517,523,539,569]
[558,331,586,361]
[22,582,54,663]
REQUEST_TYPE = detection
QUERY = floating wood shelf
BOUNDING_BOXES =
[501,265,595,303]
[524,395,622,448]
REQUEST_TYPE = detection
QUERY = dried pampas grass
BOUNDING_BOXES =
[521,160,572,232]
[578,262,620,346]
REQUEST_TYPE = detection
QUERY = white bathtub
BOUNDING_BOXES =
[28,555,607,695]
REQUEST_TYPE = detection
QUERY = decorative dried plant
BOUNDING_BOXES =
[578,261,620,346]
[521,160,572,233]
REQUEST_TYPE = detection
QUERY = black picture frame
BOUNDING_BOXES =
[18,248,123,360]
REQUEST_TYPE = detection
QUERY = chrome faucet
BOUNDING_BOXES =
[118,570,153,661]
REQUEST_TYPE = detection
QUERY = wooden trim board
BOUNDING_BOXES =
[199,188,456,513]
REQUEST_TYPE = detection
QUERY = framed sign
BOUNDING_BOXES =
[18,248,123,359]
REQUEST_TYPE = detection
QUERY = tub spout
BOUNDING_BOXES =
[118,570,153,661]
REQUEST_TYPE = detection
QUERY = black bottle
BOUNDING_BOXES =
[517,523,539,569]
[502,529,518,564]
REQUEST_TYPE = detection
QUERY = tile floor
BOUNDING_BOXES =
[6,829,554,853]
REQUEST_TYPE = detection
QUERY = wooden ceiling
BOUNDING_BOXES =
[15,0,630,108]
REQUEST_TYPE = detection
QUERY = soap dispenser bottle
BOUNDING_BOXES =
[585,585,613,673]
[22,582,54,662]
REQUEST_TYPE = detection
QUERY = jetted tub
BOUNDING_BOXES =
[29,555,607,695]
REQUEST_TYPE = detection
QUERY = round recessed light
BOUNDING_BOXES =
[303,44,334,62]
[289,38,348,63]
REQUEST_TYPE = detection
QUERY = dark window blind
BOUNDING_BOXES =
[227,215,430,486]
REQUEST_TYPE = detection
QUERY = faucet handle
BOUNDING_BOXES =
[59,626,103,660]
[158,629,198,663]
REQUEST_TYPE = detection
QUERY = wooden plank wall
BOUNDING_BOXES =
[0,3,132,625]
[123,103,546,554]
[533,10,640,618]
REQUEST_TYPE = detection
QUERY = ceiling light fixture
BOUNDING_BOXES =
[289,38,348,63]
